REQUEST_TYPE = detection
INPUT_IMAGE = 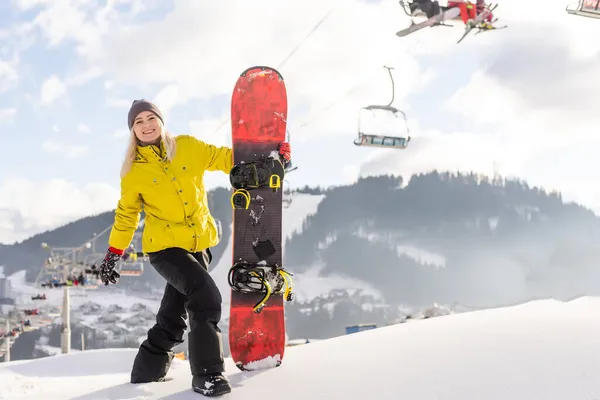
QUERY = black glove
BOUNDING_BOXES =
[99,247,122,286]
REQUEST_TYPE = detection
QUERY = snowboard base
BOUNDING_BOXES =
[228,65,292,372]
[229,290,285,371]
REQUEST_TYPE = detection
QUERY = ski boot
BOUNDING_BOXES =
[192,373,231,397]
[479,21,494,30]
[465,18,476,29]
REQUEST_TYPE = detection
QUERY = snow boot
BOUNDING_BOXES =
[192,373,232,397]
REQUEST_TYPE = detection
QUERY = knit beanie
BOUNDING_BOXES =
[128,99,164,130]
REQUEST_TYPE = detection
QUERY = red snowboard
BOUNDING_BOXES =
[228,66,292,371]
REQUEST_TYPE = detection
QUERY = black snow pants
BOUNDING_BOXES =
[416,0,440,18]
[130,247,224,383]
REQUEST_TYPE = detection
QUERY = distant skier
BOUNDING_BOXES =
[447,0,493,27]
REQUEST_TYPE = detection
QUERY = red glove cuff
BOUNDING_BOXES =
[279,142,291,161]
[109,246,124,255]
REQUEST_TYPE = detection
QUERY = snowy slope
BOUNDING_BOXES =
[3,297,600,399]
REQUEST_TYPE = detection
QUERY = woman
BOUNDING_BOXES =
[98,99,291,397]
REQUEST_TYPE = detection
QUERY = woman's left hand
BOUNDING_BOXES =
[278,142,291,162]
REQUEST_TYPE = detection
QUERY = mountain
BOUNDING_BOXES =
[279,171,600,338]
[2,296,600,399]
[3,171,600,343]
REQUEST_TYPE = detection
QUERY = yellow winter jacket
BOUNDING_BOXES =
[108,135,232,254]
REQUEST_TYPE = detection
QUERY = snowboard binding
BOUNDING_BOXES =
[229,156,285,193]
[227,261,294,314]
[231,189,251,209]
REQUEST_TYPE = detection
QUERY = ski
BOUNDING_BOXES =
[457,3,498,43]
[396,6,461,37]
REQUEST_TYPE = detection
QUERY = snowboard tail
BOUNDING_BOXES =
[228,65,294,371]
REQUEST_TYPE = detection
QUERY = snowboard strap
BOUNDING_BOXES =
[227,262,294,313]
[229,156,285,192]
[231,189,251,209]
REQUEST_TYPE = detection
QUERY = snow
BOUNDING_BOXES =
[316,233,336,249]
[242,354,281,371]
[396,244,446,268]
[281,192,325,240]
[3,296,600,399]
[352,226,447,268]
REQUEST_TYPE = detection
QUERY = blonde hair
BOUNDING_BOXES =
[120,120,177,178]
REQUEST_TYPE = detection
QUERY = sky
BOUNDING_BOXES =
[0,0,600,244]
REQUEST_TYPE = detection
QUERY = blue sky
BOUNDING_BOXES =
[1,0,600,243]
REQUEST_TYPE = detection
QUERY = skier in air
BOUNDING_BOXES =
[447,0,494,28]
[408,0,441,19]
[97,99,291,397]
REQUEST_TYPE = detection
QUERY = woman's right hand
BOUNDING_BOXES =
[99,247,122,285]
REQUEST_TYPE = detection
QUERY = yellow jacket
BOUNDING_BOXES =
[108,135,232,254]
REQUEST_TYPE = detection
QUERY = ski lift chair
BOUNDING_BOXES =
[566,0,600,18]
[355,105,411,149]
[354,66,411,149]
[118,259,144,277]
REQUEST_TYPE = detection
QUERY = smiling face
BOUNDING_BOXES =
[132,111,162,144]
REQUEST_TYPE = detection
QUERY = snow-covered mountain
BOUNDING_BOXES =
[2,296,600,399]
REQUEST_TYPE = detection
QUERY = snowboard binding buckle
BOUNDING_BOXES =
[228,262,295,313]
[230,189,251,209]
[269,174,281,192]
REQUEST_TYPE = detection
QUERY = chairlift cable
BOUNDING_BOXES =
[277,7,335,70]
[206,7,335,142]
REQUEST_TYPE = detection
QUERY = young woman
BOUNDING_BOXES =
[99,99,291,397]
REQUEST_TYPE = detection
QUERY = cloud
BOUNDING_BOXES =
[0,177,119,244]
[77,123,90,134]
[41,139,89,158]
[154,84,187,118]
[0,108,17,122]
[112,129,129,138]
[40,75,67,105]
[0,59,19,94]
[190,119,230,148]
